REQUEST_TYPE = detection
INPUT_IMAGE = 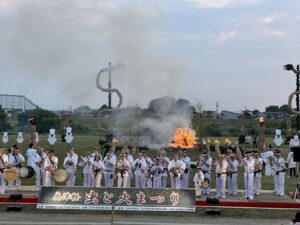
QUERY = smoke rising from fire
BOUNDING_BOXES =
[0,0,184,108]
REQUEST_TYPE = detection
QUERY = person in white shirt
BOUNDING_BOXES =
[193,167,204,198]
[214,154,228,199]
[180,150,191,189]
[272,150,286,196]
[198,151,213,195]
[150,157,164,188]
[286,149,296,178]
[79,151,92,187]
[90,147,100,158]
[8,147,25,190]
[26,143,36,167]
[103,149,116,188]
[63,149,78,187]
[0,147,8,194]
[92,154,105,187]
[168,154,186,189]
[44,149,58,187]
[116,153,131,188]
[133,153,147,188]
[160,150,170,188]
[227,154,239,195]
[33,147,47,187]
[253,152,263,196]
[124,149,134,188]
[241,152,255,200]
[143,151,154,188]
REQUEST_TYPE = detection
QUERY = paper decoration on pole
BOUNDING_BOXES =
[64,127,74,144]
[2,132,9,144]
[290,135,300,147]
[48,129,57,145]
[274,129,283,147]
[16,132,24,144]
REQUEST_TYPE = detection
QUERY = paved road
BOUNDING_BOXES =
[0,212,289,225]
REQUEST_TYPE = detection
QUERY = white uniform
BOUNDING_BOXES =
[200,157,212,194]
[0,154,8,194]
[92,160,105,187]
[215,160,228,198]
[8,154,25,189]
[44,156,58,187]
[63,155,78,187]
[264,157,275,177]
[287,152,296,169]
[126,155,134,188]
[193,171,204,197]
[144,156,154,188]
[26,148,36,167]
[168,159,186,189]
[161,156,170,188]
[253,157,263,195]
[102,154,116,188]
[241,158,254,200]
[133,158,147,188]
[116,159,131,188]
[33,152,47,187]
[150,164,164,188]
[79,156,92,187]
[273,157,285,196]
[227,159,239,195]
[180,156,191,189]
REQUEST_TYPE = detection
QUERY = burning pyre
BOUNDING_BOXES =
[169,127,198,149]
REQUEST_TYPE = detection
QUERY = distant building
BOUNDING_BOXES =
[202,110,217,118]
[263,112,287,119]
[220,110,240,120]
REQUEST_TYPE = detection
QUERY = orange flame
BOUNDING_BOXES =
[169,127,198,149]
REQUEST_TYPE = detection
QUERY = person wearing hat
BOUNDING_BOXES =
[150,157,164,188]
[33,147,47,187]
[272,149,286,196]
[241,152,254,200]
[8,147,25,190]
[193,167,204,198]
[124,149,134,188]
[180,150,191,189]
[133,153,147,188]
[63,148,78,187]
[253,152,263,196]
[0,147,8,194]
[44,149,58,187]
[227,154,239,196]
[214,154,228,198]
[92,154,105,187]
[198,151,212,195]
[160,150,170,188]
[79,151,93,187]
[115,153,131,188]
[102,149,116,188]
[168,154,186,189]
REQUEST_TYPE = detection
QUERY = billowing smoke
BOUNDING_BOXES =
[0,0,184,108]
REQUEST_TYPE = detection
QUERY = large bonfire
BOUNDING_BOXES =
[169,127,198,149]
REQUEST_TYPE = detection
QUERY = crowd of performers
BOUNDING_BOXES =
[0,144,296,200]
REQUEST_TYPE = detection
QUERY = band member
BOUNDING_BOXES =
[241,152,254,200]
[33,147,47,187]
[168,154,186,189]
[79,151,92,187]
[150,157,164,188]
[8,147,25,190]
[227,154,239,195]
[180,150,191,189]
[193,167,204,198]
[124,149,134,188]
[63,149,78,187]
[90,147,100,158]
[44,149,58,187]
[68,148,78,161]
[116,153,131,188]
[26,143,36,167]
[133,153,147,188]
[214,154,228,198]
[102,149,116,188]
[253,152,263,196]
[92,154,105,187]
[160,150,170,188]
[142,151,154,187]
[142,151,154,169]
[286,148,296,178]
[272,150,286,196]
[198,151,212,195]
[0,147,8,194]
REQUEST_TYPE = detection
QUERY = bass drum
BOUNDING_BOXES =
[19,166,35,178]
[53,169,68,183]
[4,168,20,182]
[202,178,210,189]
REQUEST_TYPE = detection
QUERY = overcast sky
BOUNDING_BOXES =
[0,0,299,112]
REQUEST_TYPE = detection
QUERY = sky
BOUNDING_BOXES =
[0,0,300,112]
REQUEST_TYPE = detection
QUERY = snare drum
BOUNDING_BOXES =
[53,169,68,183]
[19,166,35,178]
[4,168,19,182]
[202,178,210,189]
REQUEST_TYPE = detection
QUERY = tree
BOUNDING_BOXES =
[17,108,62,133]
[265,105,279,112]
[0,106,11,131]
[279,104,289,113]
